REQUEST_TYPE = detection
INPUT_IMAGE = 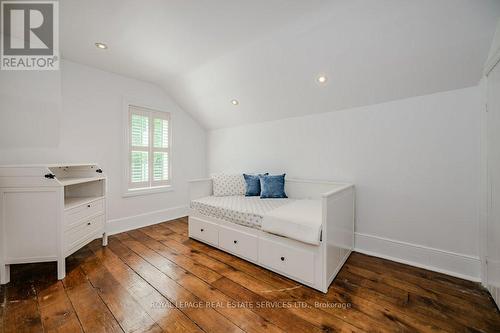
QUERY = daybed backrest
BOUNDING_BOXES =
[189,178,213,200]
[285,179,346,199]
[188,177,349,201]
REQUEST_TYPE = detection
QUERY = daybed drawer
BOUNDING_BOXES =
[219,226,258,261]
[64,214,104,253]
[189,217,218,246]
[258,238,315,284]
[65,199,105,229]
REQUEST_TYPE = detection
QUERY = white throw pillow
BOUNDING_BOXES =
[212,174,246,196]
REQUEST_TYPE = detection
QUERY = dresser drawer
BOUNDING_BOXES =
[64,214,104,253]
[65,199,105,230]
[219,226,258,261]
[258,238,315,284]
[188,217,218,246]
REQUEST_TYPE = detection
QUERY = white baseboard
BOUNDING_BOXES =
[354,232,481,282]
[107,205,189,236]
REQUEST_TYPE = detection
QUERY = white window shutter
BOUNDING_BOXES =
[128,106,171,189]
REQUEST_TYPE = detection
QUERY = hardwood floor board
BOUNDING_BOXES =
[3,272,44,333]
[220,269,398,333]
[129,233,344,331]
[63,252,123,333]
[346,255,500,326]
[331,271,493,332]
[337,270,410,305]
[126,228,295,333]
[86,240,203,333]
[344,260,500,326]
[130,230,223,283]
[159,237,237,274]
[162,220,189,236]
[162,238,194,255]
[75,247,163,333]
[166,232,190,243]
[120,233,188,281]
[0,292,2,333]
[106,238,197,302]
[106,238,245,333]
[177,273,286,333]
[3,219,500,333]
[300,286,449,333]
[171,244,371,333]
[343,262,441,300]
[255,277,431,333]
[349,253,491,300]
[350,252,490,299]
[116,233,287,333]
[211,277,326,333]
[139,225,174,241]
[34,276,82,333]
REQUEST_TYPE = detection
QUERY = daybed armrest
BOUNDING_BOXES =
[322,183,355,249]
[188,178,213,201]
[321,183,354,198]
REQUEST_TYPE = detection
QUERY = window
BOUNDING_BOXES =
[127,105,171,192]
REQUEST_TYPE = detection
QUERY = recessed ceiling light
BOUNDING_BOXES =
[95,42,108,50]
[317,75,328,84]
[231,99,239,106]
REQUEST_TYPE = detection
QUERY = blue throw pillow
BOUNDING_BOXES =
[243,173,268,196]
[260,174,288,198]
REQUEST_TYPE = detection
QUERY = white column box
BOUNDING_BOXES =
[0,164,108,284]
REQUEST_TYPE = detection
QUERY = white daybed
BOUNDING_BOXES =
[188,178,355,293]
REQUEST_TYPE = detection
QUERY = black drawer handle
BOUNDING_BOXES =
[87,222,91,226]
[233,240,238,244]
[87,204,91,208]
[280,256,285,261]
[200,228,204,232]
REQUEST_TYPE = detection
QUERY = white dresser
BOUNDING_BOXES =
[0,164,107,284]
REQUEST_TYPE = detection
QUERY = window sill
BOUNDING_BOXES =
[123,185,174,198]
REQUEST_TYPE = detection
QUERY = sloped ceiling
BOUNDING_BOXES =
[61,0,500,129]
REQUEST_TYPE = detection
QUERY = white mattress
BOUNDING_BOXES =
[190,195,294,229]
[262,199,322,245]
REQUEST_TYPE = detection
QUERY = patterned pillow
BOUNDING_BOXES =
[212,174,246,196]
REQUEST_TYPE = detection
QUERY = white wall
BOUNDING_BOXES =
[0,60,206,233]
[481,18,500,302]
[0,70,61,148]
[486,19,500,69]
[208,86,482,280]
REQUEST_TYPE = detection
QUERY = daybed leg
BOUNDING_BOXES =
[57,258,66,280]
[0,264,10,284]
[102,232,108,246]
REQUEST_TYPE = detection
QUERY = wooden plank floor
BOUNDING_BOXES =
[1,217,499,333]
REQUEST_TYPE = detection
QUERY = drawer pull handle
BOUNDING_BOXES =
[200,228,204,232]
[233,240,238,244]
[87,204,91,208]
[280,256,285,261]
[87,222,91,226]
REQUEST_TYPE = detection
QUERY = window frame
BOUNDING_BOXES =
[123,102,172,197]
